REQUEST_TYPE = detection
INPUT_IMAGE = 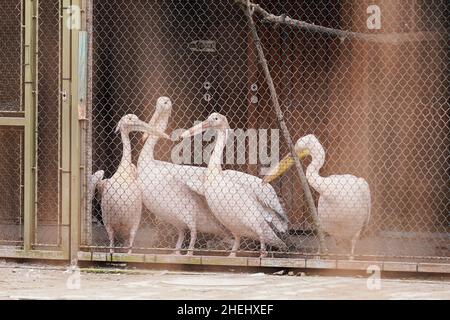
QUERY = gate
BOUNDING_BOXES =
[0,0,76,260]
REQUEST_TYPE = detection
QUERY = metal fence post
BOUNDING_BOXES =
[69,0,84,264]
[60,0,73,261]
[23,0,39,252]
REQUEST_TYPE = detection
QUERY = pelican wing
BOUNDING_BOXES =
[182,174,206,196]
[222,170,289,226]
[174,165,289,235]
[170,164,207,196]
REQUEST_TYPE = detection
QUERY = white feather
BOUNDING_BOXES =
[138,98,229,256]
[181,113,289,257]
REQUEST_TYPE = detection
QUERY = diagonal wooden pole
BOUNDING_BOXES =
[236,0,441,44]
[240,1,327,254]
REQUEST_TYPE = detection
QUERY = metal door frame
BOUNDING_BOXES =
[0,0,77,261]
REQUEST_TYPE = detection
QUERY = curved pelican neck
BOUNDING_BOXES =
[208,129,227,174]
[119,129,133,170]
[138,110,170,163]
[305,143,327,193]
[140,136,158,162]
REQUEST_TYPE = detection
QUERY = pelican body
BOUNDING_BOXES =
[92,115,170,253]
[264,134,371,257]
[138,97,228,255]
[181,113,289,257]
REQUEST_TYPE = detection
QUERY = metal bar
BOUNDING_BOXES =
[0,111,26,118]
[78,30,91,247]
[240,3,327,253]
[23,0,39,252]
[60,0,72,260]
[0,118,26,127]
[0,249,66,260]
[78,32,88,121]
[83,0,94,247]
[56,0,62,252]
[69,0,83,265]
[76,252,450,274]
[32,0,39,250]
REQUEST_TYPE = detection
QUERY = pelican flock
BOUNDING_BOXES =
[137,97,228,255]
[180,113,289,257]
[91,98,370,260]
[92,114,170,253]
[264,134,371,258]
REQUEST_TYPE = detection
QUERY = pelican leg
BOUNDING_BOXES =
[229,235,240,257]
[174,229,186,255]
[186,227,197,256]
[350,230,362,260]
[127,227,139,254]
[260,238,268,258]
[105,226,114,254]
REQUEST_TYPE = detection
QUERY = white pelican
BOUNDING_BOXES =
[180,113,289,258]
[92,114,170,253]
[138,97,229,255]
[90,170,105,195]
[263,134,371,258]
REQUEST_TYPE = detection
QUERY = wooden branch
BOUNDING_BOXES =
[240,2,328,254]
[235,0,444,44]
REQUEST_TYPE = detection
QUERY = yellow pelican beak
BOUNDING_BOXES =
[180,120,212,139]
[263,149,310,184]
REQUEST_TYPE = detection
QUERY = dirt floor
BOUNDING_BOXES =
[0,261,449,300]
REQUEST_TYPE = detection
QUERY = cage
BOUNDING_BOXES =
[0,0,448,272]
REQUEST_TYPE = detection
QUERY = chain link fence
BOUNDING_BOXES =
[35,0,61,249]
[0,0,22,113]
[0,0,23,248]
[84,0,449,261]
[0,0,61,251]
[0,128,23,247]
[0,0,448,262]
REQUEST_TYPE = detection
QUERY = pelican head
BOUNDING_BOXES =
[181,113,230,139]
[262,134,322,184]
[142,97,173,143]
[115,114,170,139]
[155,96,172,115]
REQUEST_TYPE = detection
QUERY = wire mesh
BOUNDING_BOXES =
[0,128,24,247]
[0,0,22,112]
[0,0,61,250]
[83,0,449,261]
[0,0,23,248]
[33,0,61,249]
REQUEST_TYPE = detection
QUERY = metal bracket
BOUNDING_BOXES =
[189,40,217,53]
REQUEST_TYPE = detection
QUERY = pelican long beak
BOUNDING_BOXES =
[180,120,212,139]
[129,118,170,140]
[141,108,172,143]
[263,149,310,184]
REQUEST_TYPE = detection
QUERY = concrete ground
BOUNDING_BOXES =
[0,261,449,300]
